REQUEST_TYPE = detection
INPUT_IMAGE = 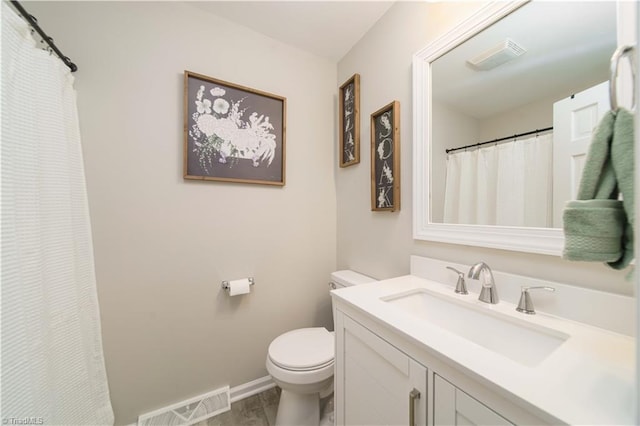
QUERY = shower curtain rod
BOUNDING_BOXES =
[445,126,553,154]
[10,0,77,72]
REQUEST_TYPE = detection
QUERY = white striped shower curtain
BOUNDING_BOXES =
[2,3,114,424]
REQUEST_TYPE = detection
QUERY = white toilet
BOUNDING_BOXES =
[266,270,376,426]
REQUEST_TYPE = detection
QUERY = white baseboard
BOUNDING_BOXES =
[230,375,276,403]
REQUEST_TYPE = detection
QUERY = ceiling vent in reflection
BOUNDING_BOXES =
[467,38,526,71]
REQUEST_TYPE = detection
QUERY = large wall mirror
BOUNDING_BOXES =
[413,1,618,255]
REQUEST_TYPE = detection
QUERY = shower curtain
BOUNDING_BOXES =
[1,4,114,425]
[443,133,553,227]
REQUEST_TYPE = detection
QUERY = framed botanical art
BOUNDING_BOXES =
[184,71,286,186]
[339,73,360,167]
[371,101,400,211]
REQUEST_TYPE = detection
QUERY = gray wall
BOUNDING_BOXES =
[337,1,632,296]
[27,2,337,424]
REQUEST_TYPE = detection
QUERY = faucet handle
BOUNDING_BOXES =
[446,266,468,295]
[516,286,555,315]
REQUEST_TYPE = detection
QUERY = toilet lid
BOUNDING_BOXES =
[268,327,334,371]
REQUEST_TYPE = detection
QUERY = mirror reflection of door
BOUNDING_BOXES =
[552,81,609,228]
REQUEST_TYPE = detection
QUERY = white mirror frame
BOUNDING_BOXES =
[412,0,564,256]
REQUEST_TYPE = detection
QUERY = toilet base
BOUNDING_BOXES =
[275,389,320,426]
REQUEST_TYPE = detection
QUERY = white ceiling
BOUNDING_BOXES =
[187,1,395,62]
[185,1,617,117]
[432,1,617,119]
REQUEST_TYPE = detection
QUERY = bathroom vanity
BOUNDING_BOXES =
[353,1,637,423]
[331,258,635,425]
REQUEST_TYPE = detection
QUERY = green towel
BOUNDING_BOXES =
[563,199,625,262]
[562,108,634,270]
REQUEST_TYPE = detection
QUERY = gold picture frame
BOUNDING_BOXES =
[371,101,400,211]
[339,73,360,167]
[184,71,286,186]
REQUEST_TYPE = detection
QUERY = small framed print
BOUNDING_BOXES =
[184,71,286,186]
[339,73,360,167]
[371,101,400,212]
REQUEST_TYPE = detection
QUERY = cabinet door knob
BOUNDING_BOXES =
[409,388,421,426]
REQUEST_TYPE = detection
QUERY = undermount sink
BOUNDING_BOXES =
[381,289,569,367]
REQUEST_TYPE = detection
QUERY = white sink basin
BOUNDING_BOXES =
[381,289,569,367]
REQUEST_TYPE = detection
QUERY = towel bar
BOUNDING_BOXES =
[609,44,636,111]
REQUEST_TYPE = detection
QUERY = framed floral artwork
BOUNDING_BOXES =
[339,73,360,167]
[371,101,400,212]
[184,71,286,186]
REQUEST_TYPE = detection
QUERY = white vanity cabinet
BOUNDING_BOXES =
[332,269,635,425]
[334,306,548,426]
[335,313,428,426]
[434,374,513,426]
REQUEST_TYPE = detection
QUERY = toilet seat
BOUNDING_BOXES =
[268,327,334,371]
[270,357,334,372]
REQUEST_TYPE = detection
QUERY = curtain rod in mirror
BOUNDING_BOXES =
[445,126,553,154]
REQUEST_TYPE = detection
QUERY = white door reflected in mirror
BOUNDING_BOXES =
[552,81,609,227]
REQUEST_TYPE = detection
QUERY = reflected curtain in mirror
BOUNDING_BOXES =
[443,133,552,227]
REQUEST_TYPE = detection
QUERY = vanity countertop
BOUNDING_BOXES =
[331,274,635,425]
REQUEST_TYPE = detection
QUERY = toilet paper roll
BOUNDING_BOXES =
[227,278,251,296]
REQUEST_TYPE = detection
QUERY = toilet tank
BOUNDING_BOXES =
[329,270,377,290]
[329,270,376,331]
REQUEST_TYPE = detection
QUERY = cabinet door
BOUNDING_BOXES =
[337,315,427,426]
[434,375,513,426]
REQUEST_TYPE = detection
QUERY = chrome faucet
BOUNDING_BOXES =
[468,262,499,304]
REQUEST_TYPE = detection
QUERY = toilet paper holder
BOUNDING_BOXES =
[221,277,255,290]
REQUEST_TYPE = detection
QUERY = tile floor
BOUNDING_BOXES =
[195,386,335,426]
[196,386,281,426]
